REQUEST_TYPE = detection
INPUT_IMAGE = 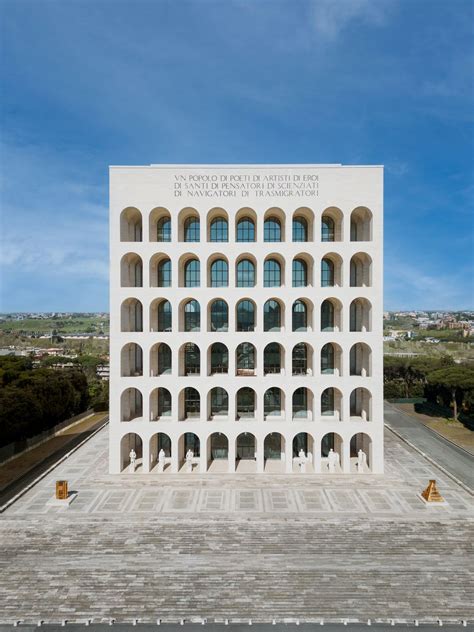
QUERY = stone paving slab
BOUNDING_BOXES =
[0,426,473,622]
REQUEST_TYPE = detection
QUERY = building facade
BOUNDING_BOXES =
[109,164,383,474]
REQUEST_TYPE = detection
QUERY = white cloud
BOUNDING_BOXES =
[310,0,390,39]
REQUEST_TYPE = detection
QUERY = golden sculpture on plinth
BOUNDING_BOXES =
[421,479,444,503]
[56,480,68,500]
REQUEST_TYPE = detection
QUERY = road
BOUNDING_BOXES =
[384,401,474,491]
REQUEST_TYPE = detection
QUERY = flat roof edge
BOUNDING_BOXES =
[109,164,384,169]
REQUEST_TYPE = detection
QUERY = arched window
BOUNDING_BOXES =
[236,342,255,374]
[184,300,200,332]
[236,259,255,287]
[210,217,228,242]
[321,343,335,374]
[264,388,281,417]
[236,300,255,331]
[321,258,335,287]
[292,258,307,287]
[184,217,200,242]
[157,217,171,242]
[210,343,228,374]
[210,387,228,416]
[293,217,308,242]
[158,344,172,375]
[264,300,281,332]
[293,388,308,418]
[210,259,228,287]
[157,300,172,332]
[236,388,255,418]
[264,217,281,242]
[264,343,281,374]
[292,343,307,375]
[184,388,200,418]
[236,217,255,242]
[157,259,171,287]
[264,259,281,287]
[158,389,172,417]
[210,300,228,332]
[321,216,335,241]
[321,300,334,331]
[321,388,335,416]
[292,300,307,332]
[184,259,200,287]
[184,343,200,375]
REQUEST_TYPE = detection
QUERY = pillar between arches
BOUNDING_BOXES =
[142,438,150,473]
[342,438,351,473]
[228,439,236,473]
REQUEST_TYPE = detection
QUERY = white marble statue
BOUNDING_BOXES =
[129,448,137,472]
[185,449,194,473]
[298,449,307,473]
[158,448,166,472]
[328,448,337,473]
[357,449,366,473]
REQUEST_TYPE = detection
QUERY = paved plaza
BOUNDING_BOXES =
[0,425,473,624]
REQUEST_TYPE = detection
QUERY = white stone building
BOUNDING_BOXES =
[109,164,383,474]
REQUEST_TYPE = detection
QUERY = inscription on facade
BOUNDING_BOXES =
[173,173,319,198]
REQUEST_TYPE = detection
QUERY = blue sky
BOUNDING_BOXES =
[0,0,473,312]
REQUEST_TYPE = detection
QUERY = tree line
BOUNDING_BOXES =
[384,355,474,423]
[0,355,107,448]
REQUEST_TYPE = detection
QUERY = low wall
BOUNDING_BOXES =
[0,408,95,465]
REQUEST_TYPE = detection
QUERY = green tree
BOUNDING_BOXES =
[426,366,474,420]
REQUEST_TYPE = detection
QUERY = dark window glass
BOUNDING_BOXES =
[292,259,307,287]
[292,343,307,375]
[321,343,335,374]
[322,217,335,242]
[157,433,171,456]
[184,431,200,453]
[236,218,255,242]
[210,433,228,458]
[264,300,281,332]
[184,217,200,242]
[157,259,171,287]
[157,300,172,332]
[264,259,281,287]
[210,343,228,374]
[293,432,308,457]
[236,259,255,287]
[321,388,334,415]
[133,301,143,331]
[184,300,200,332]
[158,389,172,417]
[264,217,281,242]
[264,388,281,416]
[158,344,171,375]
[210,387,228,416]
[321,300,334,331]
[184,259,200,287]
[293,217,307,242]
[210,217,228,242]
[157,217,171,242]
[236,343,255,373]
[236,300,255,331]
[210,300,228,332]
[236,388,255,418]
[264,343,281,374]
[292,300,307,332]
[293,388,308,418]
[184,390,200,418]
[321,258,334,287]
[184,343,200,375]
[210,259,228,287]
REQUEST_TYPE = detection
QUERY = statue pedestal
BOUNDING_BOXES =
[46,492,78,508]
